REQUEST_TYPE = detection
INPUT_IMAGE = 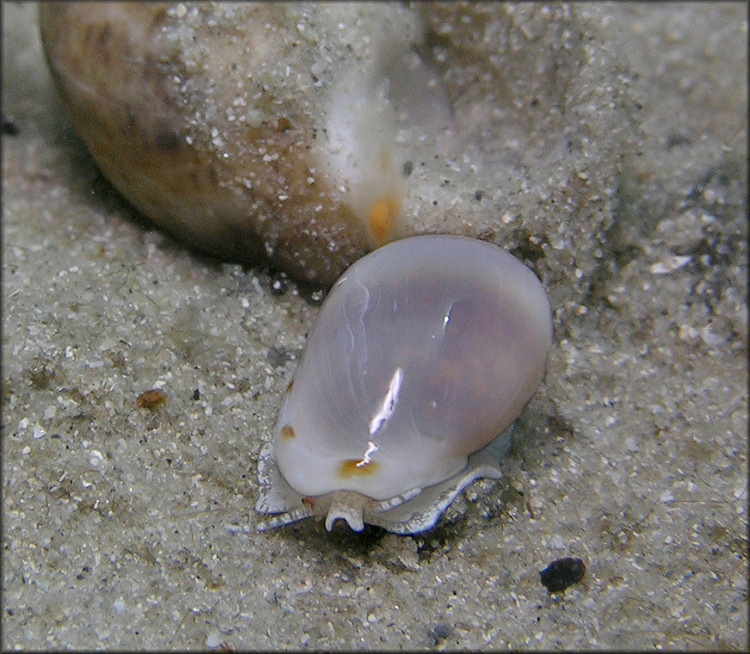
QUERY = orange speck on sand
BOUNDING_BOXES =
[136,389,166,409]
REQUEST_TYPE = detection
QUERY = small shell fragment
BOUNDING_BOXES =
[256,235,552,534]
[649,255,693,274]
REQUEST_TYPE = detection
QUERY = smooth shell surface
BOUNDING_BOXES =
[256,235,552,533]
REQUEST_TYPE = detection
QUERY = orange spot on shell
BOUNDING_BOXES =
[337,458,380,478]
[280,424,296,439]
[369,197,398,246]
[285,379,294,394]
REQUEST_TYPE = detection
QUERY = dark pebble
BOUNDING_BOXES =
[539,557,586,592]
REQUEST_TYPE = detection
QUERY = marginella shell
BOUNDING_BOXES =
[39,3,445,281]
[256,235,552,533]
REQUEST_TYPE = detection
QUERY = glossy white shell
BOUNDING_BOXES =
[256,235,552,533]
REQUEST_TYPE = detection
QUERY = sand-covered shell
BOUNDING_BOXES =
[256,235,552,533]
[39,2,638,292]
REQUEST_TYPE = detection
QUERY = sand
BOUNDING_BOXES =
[2,2,747,650]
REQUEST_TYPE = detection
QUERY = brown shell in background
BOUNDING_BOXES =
[39,3,369,282]
[39,2,641,291]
